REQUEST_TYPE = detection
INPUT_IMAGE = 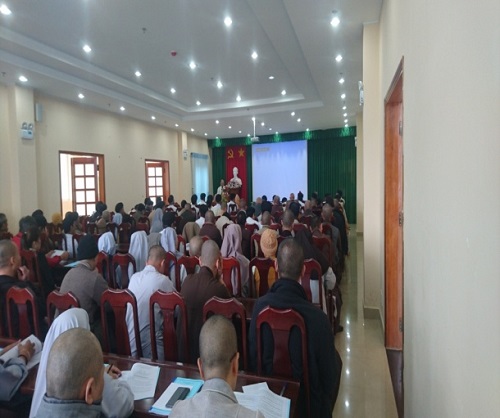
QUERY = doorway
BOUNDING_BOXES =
[384,58,404,416]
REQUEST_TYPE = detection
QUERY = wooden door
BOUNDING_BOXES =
[384,60,404,350]
[71,157,98,216]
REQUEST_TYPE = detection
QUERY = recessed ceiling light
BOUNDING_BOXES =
[335,54,343,63]
[269,128,272,131]
[78,93,85,99]
[339,77,345,84]
[204,133,208,136]
[18,75,28,83]
[269,75,275,80]
[281,90,286,96]
[306,128,310,132]
[251,51,258,60]
[0,4,12,15]
[196,100,201,106]
[217,80,223,89]
[341,93,346,99]
[189,61,197,70]
[215,120,219,124]
[275,131,279,135]
[291,112,295,116]
[135,70,142,77]
[224,16,232,27]
[228,126,232,129]
[247,134,251,137]
[343,113,347,117]
[190,128,195,132]
[342,105,347,110]
[345,123,348,127]
[151,115,156,120]
[120,106,125,111]
[251,117,255,122]
[297,118,301,122]
[236,95,241,102]
[175,123,179,127]
[83,44,92,54]
[238,130,242,134]
[344,119,348,123]
[170,88,176,94]
[330,16,340,27]
[259,122,263,127]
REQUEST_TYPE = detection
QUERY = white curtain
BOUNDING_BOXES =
[191,153,209,197]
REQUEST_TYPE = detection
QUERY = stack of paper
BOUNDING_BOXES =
[119,363,160,400]
[235,382,291,418]
[0,334,43,370]
[150,377,204,416]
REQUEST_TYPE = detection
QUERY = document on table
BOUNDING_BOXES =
[0,334,43,370]
[235,382,291,418]
[49,250,65,257]
[119,363,160,400]
[149,377,204,416]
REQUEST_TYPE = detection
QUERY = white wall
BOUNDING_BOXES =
[371,0,500,416]
[355,112,364,234]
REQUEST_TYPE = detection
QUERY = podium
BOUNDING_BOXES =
[226,186,241,197]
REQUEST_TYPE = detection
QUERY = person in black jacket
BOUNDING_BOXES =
[249,239,342,418]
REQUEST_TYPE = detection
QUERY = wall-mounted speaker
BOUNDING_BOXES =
[35,102,43,122]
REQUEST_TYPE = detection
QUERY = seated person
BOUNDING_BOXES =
[132,203,145,223]
[280,209,295,238]
[89,201,107,223]
[170,315,264,418]
[127,245,175,359]
[236,211,251,260]
[96,209,111,235]
[166,195,178,213]
[195,204,208,228]
[12,216,37,251]
[220,224,250,297]
[0,339,35,402]
[34,328,106,417]
[199,211,222,248]
[215,205,233,235]
[252,228,278,297]
[0,213,11,239]
[227,193,237,213]
[245,207,261,230]
[212,194,222,216]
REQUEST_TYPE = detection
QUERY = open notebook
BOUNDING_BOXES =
[0,334,43,370]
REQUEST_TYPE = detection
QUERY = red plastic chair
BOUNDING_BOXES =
[100,289,142,357]
[135,222,150,234]
[46,290,80,325]
[268,224,281,232]
[201,235,211,242]
[149,290,189,362]
[300,215,313,226]
[292,223,307,233]
[176,255,200,290]
[203,297,248,370]
[250,233,264,259]
[50,233,67,251]
[86,223,97,235]
[249,257,275,297]
[112,253,136,289]
[245,223,258,234]
[176,234,187,255]
[301,259,323,310]
[118,222,132,244]
[20,250,42,287]
[96,251,112,287]
[160,251,178,284]
[6,286,41,339]
[221,257,242,297]
[256,307,310,417]
[72,233,84,259]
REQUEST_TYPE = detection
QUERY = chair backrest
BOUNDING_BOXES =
[249,257,275,297]
[177,255,199,275]
[250,233,264,259]
[135,222,150,234]
[312,236,333,267]
[72,233,84,259]
[87,223,97,235]
[96,251,112,287]
[176,234,187,255]
[20,250,42,287]
[201,235,211,242]
[203,297,248,370]
[106,222,118,238]
[268,223,281,232]
[221,257,242,297]
[112,253,136,288]
[100,289,142,357]
[149,290,189,362]
[118,222,132,244]
[301,259,323,310]
[300,215,313,226]
[138,216,150,226]
[50,233,67,251]
[256,307,310,417]
[244,223,258,234]
[160,251,178,284]
[292,223,307,233]
[46,290,80,325]
[6,286,41,339]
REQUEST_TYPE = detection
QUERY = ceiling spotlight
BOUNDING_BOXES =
[196,100,201,106]
[275,131,279,135]
[344,119,348,123]
[342,105,347,110]
[306,128,310,132]
[18,75,28,83]
[247,134,251,137]
[238,130,242,134]
[251,51,258,60]
[335,54,343,62]
[236,95,241,102]
[215,120,220,124]
[217,80,223,89]
[281,90,286,96]
[341,93,346,99]
[224,16,232,27]
[78,93,85,99]
[330,16,340,27]
[170,88,176,94]
[339,77,345,84]
[175,123,179,127]
[135,70,142,77]
[343,113,347,117]
[204,133,208,136]
[261,122,265,126]
[269,128,272,131]
[268,75,275,80]
[189,61,197,70]
[120,106,125,111]
[0,4,12,15]
[83,44,92,54]
[345,123,348,127]
[151,115,156,120]
[291,112,295,116]
[190,128,195,132]
[251,117,255,122]
[228,126,232,129]
[297,118,301,122]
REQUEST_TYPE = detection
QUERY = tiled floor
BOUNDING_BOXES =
[332,227,399,418]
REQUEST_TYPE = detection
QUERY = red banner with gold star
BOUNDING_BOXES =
[225,146,247,201]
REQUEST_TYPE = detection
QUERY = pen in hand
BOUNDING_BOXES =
[106,363,122,379]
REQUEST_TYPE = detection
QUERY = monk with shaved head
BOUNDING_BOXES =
[181,241,231,363]
[170,315,264,417]
[35,328,105,417]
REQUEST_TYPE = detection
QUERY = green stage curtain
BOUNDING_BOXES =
[308,136,356,223]
[211,147,226,194]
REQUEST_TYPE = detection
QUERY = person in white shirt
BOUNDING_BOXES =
[126,245,175,359]
[216,179,225,196]
[197,193,207,205]
[212,194,222,216]
[245,207,261,230]
[166,195,178,212]
[195,205,208,228]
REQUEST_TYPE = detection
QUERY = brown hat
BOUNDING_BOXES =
[260,229,278,258]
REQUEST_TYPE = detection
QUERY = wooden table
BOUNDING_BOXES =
[19,353,300,417]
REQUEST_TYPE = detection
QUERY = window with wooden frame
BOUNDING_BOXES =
[145,160,170,202]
